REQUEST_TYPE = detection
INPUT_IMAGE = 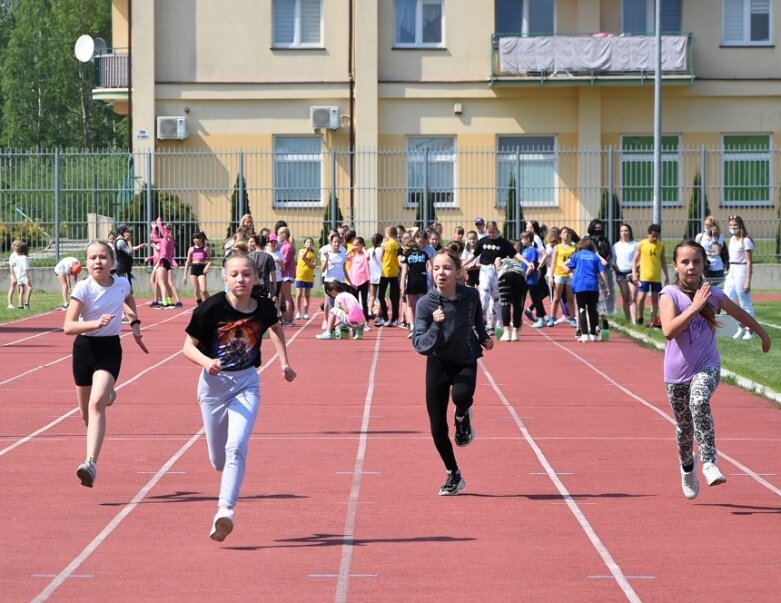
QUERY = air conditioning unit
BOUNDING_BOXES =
[310,106,340,130]
[156,116,189,140]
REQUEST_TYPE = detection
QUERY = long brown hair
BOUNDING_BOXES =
[672,240,720,330]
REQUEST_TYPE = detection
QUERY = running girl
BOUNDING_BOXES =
[659,240,770,499]
[183,251,296,541]
[413,249,493,496]
[63,240,148,488]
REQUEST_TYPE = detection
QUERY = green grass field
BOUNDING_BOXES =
[2,292,779,398]
[612,301,781,394]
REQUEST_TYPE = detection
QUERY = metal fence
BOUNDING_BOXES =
[0,145,779,262]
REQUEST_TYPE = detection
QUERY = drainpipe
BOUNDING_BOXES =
[348,0,355,224]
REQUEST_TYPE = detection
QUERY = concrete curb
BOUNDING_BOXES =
[611,323,781,405]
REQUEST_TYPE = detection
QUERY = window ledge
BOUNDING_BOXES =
[392,45,447,51]
[271,45,326,51]
[719,43,774,48]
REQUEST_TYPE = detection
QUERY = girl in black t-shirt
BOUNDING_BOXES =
[400,237,431,337]
[184,252,296,542]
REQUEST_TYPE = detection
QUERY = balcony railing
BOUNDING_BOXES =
[490,33,694,86]
[94,52,128,89]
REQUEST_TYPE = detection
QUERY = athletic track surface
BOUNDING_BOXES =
[1,298,779,602]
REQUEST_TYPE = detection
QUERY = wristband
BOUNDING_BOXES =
[130,319,141,327]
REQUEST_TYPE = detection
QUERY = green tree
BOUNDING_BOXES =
[685,173,709,240]
[226,173,251,237]
[502,171,524,239]
[598,189,623,243]
[319,193,343,247]
[0,0,124,150]
[413,192,438,231]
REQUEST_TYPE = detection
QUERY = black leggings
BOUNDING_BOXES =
[378,276,400,322]
[528,280,547,318]
[352,281,370,322]
[498,272,528,328]
[575,290,599,335]
[425,356,477,471]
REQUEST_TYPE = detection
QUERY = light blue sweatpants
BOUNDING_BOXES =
[197,367,260,508]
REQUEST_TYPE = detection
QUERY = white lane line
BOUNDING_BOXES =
[548,335,781,498]
[0,350,182,458]
[479,361,641,603]
[334,331,383,603]
[31,322,306,601]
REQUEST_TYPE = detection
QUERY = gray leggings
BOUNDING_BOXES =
[665,366,720,465]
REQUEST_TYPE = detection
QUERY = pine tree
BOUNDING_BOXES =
[320,193,343,247]
[502,171,524,239]
[598,189,623,243]
[226,173,251,237]
[685,173,709,240]
[414,192,437,231]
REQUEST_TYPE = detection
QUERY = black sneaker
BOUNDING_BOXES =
[76,460,97,488]
[524,308,535,321]
[454,409,474,447]
[439,470,465,496]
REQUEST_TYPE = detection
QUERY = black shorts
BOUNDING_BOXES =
[405,278,428,295]
[72,335,122,386]
[189,263,206,276]
[157,258,172,270]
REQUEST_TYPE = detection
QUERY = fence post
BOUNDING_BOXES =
[607,147,614,237]
[54,149,61,260]
[145,150,153,271]
[238,150,245,219]
[699,146,706,224]
[330,149,337,230]
[423,148,430,227]
[515,149,522,238]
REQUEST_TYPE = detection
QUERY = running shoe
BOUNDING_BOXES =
[702,462,726,486]
[544,317,555,327]
[303,313,310,320]
[76,460,97,488]
[174,301,184,308]
[352,326,363,340]
[315,331,333,340]
[510,330,519,342]
[210,507,235,542]
[681,456,699,500]
[532,318,545,329]
[106,389,116,407]
[454,409,474,447]
[499,330,511,342]
[438,470,465,496]
[741,329,754,341]
[523,308,535,321]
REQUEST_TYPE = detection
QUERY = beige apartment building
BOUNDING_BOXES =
[95,0,781,243]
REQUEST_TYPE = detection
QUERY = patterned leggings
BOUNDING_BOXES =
[665,366,720,465]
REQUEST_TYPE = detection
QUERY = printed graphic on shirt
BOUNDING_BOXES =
[215,318,262,371]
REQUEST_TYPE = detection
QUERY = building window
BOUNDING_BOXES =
[622,0,682,35]
[406,137,455,209]
[395,0,444,47]
[723,0,771,45]
[273,137,322,207]
[620,135,681,207]
[495,0,555,35]
[273,0,322,48]
[722,135,771,205]
[496,136,556,208]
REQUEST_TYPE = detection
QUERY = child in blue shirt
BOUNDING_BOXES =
[566,237,610,341]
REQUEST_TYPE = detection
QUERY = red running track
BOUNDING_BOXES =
[1,302,779,602]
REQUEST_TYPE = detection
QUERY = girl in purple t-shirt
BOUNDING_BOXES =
[659,240,770,501]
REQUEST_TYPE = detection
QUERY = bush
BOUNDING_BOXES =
[12,220,48,249]
[598,190,623,243]
[502,172,524,239]
[685,173,709,240]
[319,193,343,247]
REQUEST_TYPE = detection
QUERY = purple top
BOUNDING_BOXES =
[661,284,724,383]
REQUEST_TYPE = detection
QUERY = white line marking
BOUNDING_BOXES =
[548,334,781,498]
[0,350,182,458]
[479,360,641,603]
[589,575,656,580]
[756,319,781,331]
[334,330,383,603]
[31,321,306,601]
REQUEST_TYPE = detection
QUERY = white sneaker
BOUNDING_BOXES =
[588,334,598,342]
[680,456,699,500]
[315,331,333,340]
[732,326,746,340]
[210,507,235,542]
[741,329,754,341]
[702,462,726,486]
[294,312,302,320]
[303,313,310,320]
[510,330,519,342]
[578,334,590,343]
[7,304,15,309]
[499,330,511,341]
[76,460,97,488]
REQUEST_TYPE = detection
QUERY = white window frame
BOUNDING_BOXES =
[405,136,456,209]
[722,0,772,46]
[273,136,323,208]
[394,0,445,48]
[720,134,772,206]
[496,136,558,209]
[620,135,682,208]
[272,0,323,49]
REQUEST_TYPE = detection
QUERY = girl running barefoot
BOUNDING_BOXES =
[660,240,770,500]
[63,241,148,488]
[413,249,492,496]
[183,251,296,542]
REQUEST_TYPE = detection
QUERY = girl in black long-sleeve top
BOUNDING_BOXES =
[413,249,493,495]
